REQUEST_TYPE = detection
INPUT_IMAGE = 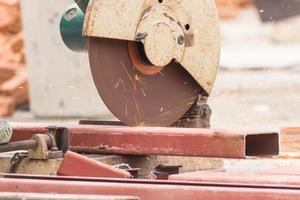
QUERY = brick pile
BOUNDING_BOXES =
[0,0,28,117]
[215,0,253,19]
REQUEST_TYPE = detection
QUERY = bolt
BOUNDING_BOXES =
[200,105,212,118]
[64,7,77,21]
[136,32,148,41]
[178,35,185,45]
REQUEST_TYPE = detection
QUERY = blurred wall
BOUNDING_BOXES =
[20,0,112,118]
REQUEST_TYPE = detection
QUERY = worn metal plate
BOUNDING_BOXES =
[1,174,300,200]
[88,38,201,127]
[0,193,138,200]
[169,170,300,186]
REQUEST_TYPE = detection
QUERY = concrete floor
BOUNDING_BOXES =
[5,69,300,131]
[211,69,300,130]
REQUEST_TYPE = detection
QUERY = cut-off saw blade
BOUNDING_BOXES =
[88,37,202,127]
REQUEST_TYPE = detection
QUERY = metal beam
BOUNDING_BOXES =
[169,171,300,187]
[11,123,48,142]
[10,124,279,158]
[68,126,279,158]
[0,174,299,200]
[0,193,138,200]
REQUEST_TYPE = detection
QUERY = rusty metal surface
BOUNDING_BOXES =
[88,37,202,127]
[280,127,300,153]
[8,124,279,158]
[69,126,279,158]
[0,193,138,200]
[169,171,300,187]
[10,123,48,142]
[58,151,131,178]
[0,174,300,200]
[3,173,300,189]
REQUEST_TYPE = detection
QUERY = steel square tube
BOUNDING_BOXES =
[10,124,279,158]
[68,126,279,158]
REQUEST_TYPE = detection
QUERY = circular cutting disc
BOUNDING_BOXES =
[88,37,202,127]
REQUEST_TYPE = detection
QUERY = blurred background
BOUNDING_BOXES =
[1,0,300,130]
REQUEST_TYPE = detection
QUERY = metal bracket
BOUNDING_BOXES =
[171,96,212,128]
[48,126,70,154]
[0,127,70,160]
[28,127,69,160]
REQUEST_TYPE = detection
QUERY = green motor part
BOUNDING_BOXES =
[60,4,86,52]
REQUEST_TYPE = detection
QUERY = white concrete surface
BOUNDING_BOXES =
[210,69,300,130]
[223,158,300,172]
[20,0,113,119]
[220,8,300,70]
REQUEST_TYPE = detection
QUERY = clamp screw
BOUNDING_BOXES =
[136,32,148,41]
[200,105,212,118]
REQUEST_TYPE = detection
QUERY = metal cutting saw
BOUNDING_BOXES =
[60,0,220,127]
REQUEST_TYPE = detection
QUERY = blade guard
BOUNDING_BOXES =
[83,0,220,95]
